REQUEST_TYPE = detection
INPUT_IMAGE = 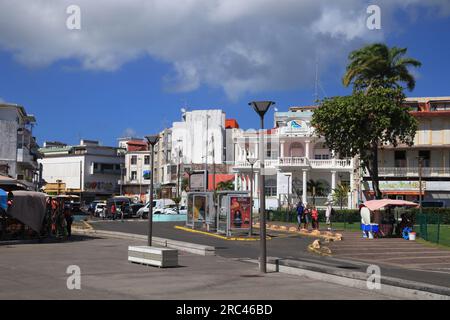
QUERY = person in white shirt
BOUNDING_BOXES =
[325,203,332,231]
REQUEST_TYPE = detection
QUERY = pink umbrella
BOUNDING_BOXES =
[363,199,419,211]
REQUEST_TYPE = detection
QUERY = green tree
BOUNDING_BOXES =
[333,184,350,209]
[343,43,421,92]
[312,87,417,199]
[216,179,234,191]
[313,43,420,199]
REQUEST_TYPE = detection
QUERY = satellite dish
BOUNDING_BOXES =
[274,107,279,112]
[180,108,186,113]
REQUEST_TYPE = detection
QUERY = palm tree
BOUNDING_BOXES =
[343,43,421,92]
[307,179,328,206]
[216,180,234,191]
[333,184,350,210]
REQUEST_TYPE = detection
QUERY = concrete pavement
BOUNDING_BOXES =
[88,220,450,290]
[0,236,397,300]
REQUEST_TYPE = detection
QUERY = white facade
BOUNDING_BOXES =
[171,110,226,165]
[39,140,124,200]
[0,103,40,189]
[232,106,356,209]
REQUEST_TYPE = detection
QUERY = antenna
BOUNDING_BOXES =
[314,56,319,103]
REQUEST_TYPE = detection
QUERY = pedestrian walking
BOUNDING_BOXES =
[64,204,73,238]
[303,204,311,230]
[311,206,319,230]
[296,201,304,230]
[325,203,333,231]
[111,203,116,220]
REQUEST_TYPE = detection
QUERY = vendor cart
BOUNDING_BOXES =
[361,199,418,239]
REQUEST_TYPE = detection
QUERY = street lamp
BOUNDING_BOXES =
[145,134,159,247]
[249,100,275,273]
[246,150,257,237]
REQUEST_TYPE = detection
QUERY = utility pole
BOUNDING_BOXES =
[418,156,423,215]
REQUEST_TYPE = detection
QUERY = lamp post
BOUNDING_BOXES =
[246,151,257,237]
[145,135,159,247]
[418,156,423,215]
[249,100,275,273]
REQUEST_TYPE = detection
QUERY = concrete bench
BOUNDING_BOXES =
[128,246,178,268]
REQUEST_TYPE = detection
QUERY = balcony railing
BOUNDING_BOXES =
[375,167,450,177]
[233,157,353,170]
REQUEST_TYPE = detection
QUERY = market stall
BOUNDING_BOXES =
[361,199,418,239]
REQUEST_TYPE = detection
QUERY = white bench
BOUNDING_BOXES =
[128,246,178,268]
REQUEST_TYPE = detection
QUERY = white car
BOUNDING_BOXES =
[95,203,106,218]
[137,199,177,218]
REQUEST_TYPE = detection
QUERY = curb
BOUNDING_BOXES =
[253,223,342,241]
[174,225,272,241]
[73,228,215,256]
[245,257,450,300]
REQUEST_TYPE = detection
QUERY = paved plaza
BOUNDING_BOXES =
[0,236,398,300]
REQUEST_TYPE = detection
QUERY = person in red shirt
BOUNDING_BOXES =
[311,206,319,230]
[110,203,116,220]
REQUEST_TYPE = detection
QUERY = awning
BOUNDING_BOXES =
[363,199,419,211]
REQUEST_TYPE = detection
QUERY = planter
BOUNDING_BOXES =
[128,246,178,268]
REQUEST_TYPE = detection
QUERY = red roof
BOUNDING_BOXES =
[126,140,148,151]
[225,119,239,129]
[207,174,235,191]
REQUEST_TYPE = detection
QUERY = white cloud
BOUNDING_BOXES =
[121,128,138,138]
[0,0,447,99]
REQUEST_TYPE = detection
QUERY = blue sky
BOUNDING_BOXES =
[0,1,449,147]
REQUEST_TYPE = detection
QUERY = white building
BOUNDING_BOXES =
[0,103,41,190]
[119,129,175,202]
[39,139,124,201]
[171,109,226,166]
[232,106,356,210]
[365,96,450,206]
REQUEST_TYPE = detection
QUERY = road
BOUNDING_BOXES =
[90,219,450,289]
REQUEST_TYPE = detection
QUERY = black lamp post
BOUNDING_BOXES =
[249,100,275,273]
[246,151,257,237]
[145,134,159,247]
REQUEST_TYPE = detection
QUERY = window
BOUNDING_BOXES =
[431,103,450,111]
[314,154,330,160]
[264,178,277,197]
[131,155,137,165]
[394,151,406,167]
[419,150,430,167]
[131,171,137,181]
[144,156,150,165]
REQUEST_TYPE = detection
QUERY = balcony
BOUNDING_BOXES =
[16,148,35,165]
[233,157,353,171]
[375,167,450,178]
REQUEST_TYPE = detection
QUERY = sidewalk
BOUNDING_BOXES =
[0,236,397,300]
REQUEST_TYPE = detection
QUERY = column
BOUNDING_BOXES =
[331,171,336,191]
[243,174,247,191]
[234,173,238,191]
[348,171,354,209]
[280,141,285,158]
[305,140,310,159]
[302,169,308,204]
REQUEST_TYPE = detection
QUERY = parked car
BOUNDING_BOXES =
[95,203,106,218]
[130,203,145,217]
[104,197,133,219]
[137,198,176,218]
[88,200,105,215]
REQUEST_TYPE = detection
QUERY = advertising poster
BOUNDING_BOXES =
[229,196,251,229]
[193,196,206,222]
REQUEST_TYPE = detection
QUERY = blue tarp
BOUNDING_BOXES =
[0,188,7,211]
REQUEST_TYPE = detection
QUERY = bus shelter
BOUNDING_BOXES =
[186,192,215,230]
[217,191,251,237]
